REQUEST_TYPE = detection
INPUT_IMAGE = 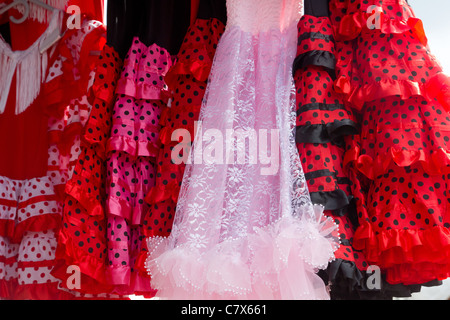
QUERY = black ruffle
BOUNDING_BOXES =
[310,189,351,212]
[296,119,359,144]
[325,259,428,300]
[293,50,336,77]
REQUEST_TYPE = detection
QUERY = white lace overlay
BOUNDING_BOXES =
[146,0,339,300]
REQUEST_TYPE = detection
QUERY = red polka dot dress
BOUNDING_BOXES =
[330,0,450,286]
[0,13,107,299]
[51,44,126,298]
[141,9,226,239]
[293,11,374,299]
[103,37,172,296]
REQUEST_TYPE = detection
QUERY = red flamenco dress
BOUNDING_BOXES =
[51,44,127,298]
[141,0,227,239]
[0,8,106,299]
[330,0,450,286]
[294,1,376,299]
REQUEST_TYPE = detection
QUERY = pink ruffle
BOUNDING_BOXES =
[146,206,339,300]
[116,78,169,102]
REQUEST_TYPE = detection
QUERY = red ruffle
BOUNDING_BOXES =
[164,18,225,89]
[353,221,450,273]
[144,180,181,205]
[335,76,425,110]
[53,229,113,294]
[11,213,61,244]
[353,147,450,180]
[0,219,15,239]
[65,175,104,218]
[0,278,77,300]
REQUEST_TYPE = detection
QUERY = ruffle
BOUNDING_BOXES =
[106,135,160,158]
[144,180,181,205]
[116,78,170,102]
[352,146,450,181]
[12,214,61,244]
[293,51,336,77]
[115,38,172,103]
[164,18,226,89]
[335,73,449,111]
[84,45,122,159]
[330,0,426,44]
[146,206,339,299]
[296,119,359,144]
[65,170,104,217]
[294,15,336,74]
[335,12,427,45]
[43,19,106,120]
[53,228,113,294]
[353,221,450,283]
[310,190,353,214]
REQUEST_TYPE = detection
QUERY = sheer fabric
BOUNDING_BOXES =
[146,0,339,300]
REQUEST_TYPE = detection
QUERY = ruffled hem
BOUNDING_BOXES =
[146,206,339,300]
[351,146,450,180]
[353,222,450,269]
[53,230,111,291]
[296,119,359,144]
[0,278,77,300]
[384,261,450,286]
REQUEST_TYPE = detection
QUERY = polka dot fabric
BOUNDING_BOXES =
[0,19,107,300]
[330,0,450,286]
[104,37,171,296]
[51,44,126,298]
[293,13,380,299]
[141,18,226,239]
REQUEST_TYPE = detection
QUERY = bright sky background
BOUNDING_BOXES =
[409,0,450,73]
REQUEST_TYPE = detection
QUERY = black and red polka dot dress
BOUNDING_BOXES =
[140,1,227,240]
[330,0,450,287]
[294,3,373,299]
[51,44,127,298]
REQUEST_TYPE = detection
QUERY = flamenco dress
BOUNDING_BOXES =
[0,8,107,299]
[141,0,227,239]
[330,0,450,286]
[145,0,340,300]
[99,0,191,296]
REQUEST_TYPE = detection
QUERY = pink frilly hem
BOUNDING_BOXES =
[145,205,339,300]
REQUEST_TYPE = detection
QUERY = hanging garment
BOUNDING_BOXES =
[141,0,227,239]
[51,44,126,297]
[330,0,450,286]
[0,8,107,299]
[145,0,340,300]
[106,0,191,60]
[295,0,437,300]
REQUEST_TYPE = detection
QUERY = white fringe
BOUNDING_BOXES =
[0,53,17,114]
[16,0,68,24]
[0,9,62,115]
[15,49,49,114]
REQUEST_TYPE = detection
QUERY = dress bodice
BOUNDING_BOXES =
[226,0,302,34]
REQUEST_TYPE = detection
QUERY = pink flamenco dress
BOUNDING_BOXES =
[145,0,340,300]
[104,37,173,297]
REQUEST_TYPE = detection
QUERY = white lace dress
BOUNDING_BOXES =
[145,0,340,300]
